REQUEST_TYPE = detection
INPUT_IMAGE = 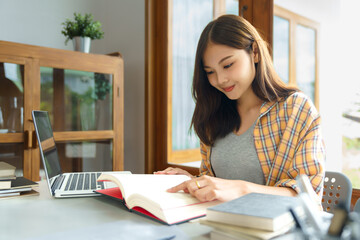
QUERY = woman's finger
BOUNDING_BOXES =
[166,180,188,193]
[153,167,175,174]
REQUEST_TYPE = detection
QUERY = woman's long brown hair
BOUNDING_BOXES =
[191,15,297,146]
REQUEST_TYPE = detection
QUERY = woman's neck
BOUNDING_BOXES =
[236,88,263,117]
[234,89,263,135]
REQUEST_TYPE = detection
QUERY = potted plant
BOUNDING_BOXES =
[61,12,104,53]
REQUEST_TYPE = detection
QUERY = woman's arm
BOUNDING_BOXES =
[271,94,325,197]
[167,175,297,202]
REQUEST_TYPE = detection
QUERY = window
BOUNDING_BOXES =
[146,0,273,174]
[170,0,243,167]
[169,0,212,166]
[273,5,319,108]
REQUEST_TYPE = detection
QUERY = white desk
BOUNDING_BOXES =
[0,180,212,240]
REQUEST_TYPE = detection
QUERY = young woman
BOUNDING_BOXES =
[155,15,325,204]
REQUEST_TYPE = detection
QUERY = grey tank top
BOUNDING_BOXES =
[210,123,266,185]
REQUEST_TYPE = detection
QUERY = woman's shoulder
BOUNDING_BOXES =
[285,91,310,101]
[281,91,319,118]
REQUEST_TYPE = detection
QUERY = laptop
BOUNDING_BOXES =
[32,110,126,198]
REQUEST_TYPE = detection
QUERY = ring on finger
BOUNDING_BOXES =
[195,180,201,189]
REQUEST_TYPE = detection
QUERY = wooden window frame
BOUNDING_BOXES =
[274,5,320,108]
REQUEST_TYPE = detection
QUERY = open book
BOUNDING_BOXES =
[96,173,220,225]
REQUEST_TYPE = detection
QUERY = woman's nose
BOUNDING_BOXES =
[217,72,229,85]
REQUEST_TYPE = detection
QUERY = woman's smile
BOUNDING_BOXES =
[222,85,235,92]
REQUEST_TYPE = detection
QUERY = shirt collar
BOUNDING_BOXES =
[259,100,277,118]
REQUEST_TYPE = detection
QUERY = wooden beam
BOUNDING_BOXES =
[239,0,273,52]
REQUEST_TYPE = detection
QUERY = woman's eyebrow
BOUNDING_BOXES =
[203,55,233,68]
[218,55,233,64]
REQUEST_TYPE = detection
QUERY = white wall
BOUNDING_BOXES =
[0,0,145,173]
[275,0,343,171]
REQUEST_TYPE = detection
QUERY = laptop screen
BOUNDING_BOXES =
[32,111,62,179]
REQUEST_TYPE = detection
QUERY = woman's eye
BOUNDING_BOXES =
[205,71,214,75]
[224,63,233,69]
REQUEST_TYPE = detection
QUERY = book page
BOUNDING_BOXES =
[98,173,192,203]
[128,191,201,210]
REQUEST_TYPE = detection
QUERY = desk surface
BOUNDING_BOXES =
[0,180,211,240]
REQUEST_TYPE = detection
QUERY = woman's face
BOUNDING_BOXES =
[203,42,258,102]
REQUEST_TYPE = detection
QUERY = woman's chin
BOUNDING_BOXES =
[223,92,239,100]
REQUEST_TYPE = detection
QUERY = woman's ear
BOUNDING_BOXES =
[252,42,259,63]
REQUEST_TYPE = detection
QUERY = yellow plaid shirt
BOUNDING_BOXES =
[199,92,325,198]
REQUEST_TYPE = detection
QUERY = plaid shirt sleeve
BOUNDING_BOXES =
[199,142,214,176]
[255,92,325,200]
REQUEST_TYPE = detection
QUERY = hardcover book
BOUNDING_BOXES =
[201,219,293,240]
[96,173,220,225]
[10,177,38,189]
[206,193,302,232]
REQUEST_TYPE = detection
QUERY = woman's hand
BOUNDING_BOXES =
[167,175,249,202]
[153,167,194,178]
[167,175,297,202]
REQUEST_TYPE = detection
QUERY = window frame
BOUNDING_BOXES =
[274,5,320,108]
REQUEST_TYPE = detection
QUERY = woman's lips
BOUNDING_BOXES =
[223,85,235,92]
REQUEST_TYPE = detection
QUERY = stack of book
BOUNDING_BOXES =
[0,161,39,198]
[201,193,303,240]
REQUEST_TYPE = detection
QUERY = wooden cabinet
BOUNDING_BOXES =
[0,41,124,181]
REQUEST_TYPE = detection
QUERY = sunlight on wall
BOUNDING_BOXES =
[341,0,360,103]
[340,0,360,188]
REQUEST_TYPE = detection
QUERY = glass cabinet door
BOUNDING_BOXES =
[0,62,24,133]
[40,68,113,131]
[40,67,114,173]
[0,61,25,176]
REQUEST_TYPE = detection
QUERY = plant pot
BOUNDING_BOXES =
[72,36,91,53]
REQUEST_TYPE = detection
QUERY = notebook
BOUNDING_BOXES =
[32,110,128,198]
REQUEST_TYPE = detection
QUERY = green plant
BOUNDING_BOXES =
[61,12,104,44]
[94,73,111,100]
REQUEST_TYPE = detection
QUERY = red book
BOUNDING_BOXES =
[96,173,220,225]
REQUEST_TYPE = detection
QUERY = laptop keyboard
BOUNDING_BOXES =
[64,173,104,191]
